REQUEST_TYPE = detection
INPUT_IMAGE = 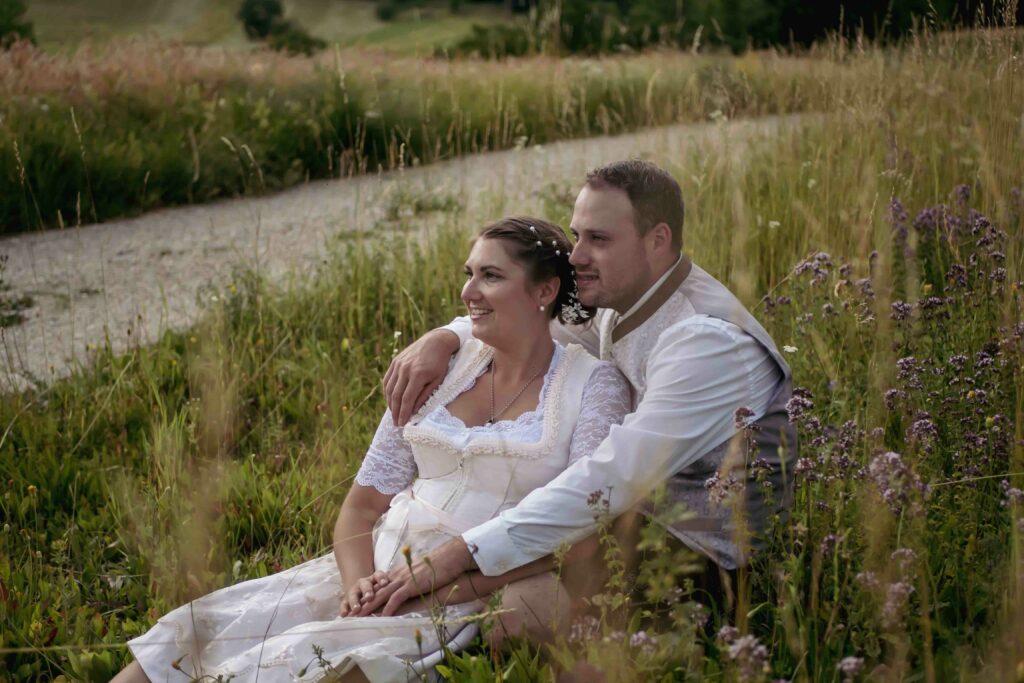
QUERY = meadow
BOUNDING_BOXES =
[0,37,839,234]
[22,0,507,51]
[1,26,1023,683]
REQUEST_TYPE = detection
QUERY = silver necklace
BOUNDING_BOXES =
[488,357,549,424]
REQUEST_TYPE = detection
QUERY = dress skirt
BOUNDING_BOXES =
[128,551,483,682]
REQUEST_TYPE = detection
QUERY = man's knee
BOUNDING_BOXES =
[486,572,571,650]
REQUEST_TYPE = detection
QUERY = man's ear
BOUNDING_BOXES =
[648,221,673,254]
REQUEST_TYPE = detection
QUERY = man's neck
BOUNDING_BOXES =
[614,254,683,317]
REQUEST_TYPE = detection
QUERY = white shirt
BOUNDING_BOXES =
[443,263,782,575]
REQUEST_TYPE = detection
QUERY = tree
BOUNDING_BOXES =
[0,0,35,48]
[238,0,284,39]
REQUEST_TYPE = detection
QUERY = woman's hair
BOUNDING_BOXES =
[476,216,595,325]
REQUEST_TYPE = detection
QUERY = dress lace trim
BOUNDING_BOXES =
[404,342,581,460]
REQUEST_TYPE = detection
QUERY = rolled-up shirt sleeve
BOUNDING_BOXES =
[440,316,473,346]
[462,316,781,576]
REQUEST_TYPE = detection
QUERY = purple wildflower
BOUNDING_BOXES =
[908,418,938,451]
[569,615,600,643]
[855,571,880,591]
[820,534,842,556]
[795,457,818,482]
[896,356,923,390]
[734,405,756,429]
[953,183,971,206]
[890,547,917,572]
[856,278,875,299]
[1001,480,1024,507]
[946,263,968,289]
[867,451,929,514]
[629,630,657,655]
[705,470,743,505]
[890,197,909,225]
[727,635,770,681]
[786,394,814,424]
[881,581,915,628]
[890,301,913,321]
[884,388,907,411]
[717,625,740,645]
[837,656,865,682]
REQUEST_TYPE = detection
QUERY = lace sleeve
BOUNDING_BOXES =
[354,409,418,494]
[568,362,632,465]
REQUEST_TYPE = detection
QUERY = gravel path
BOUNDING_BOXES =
[0,115,800,391]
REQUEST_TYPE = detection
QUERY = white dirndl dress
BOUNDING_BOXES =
[128,340,630,682]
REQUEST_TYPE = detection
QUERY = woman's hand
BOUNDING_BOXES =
[339,570,390,617]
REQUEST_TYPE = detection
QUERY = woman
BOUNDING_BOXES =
[116,217,632,683]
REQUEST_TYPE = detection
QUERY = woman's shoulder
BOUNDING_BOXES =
[559,343,620,377]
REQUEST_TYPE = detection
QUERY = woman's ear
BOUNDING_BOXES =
[537,276,560,309]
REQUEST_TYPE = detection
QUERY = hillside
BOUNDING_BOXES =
[24,0,509,52]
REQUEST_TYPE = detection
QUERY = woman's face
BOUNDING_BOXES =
[461,238,553,346]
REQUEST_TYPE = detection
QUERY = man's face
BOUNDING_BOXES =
[569,185,655,313]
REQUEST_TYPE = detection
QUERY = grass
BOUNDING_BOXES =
[1,27,1023,683]
[24,0,508,52]
[0,40,839,234]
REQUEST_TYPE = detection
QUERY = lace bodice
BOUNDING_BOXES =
[355,344,631,495]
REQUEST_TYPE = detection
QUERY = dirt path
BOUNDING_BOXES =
[0,115,801,390]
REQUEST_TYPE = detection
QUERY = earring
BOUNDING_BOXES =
[539,304,546,312]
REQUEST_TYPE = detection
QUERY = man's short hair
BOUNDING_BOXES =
[585,160,684,251]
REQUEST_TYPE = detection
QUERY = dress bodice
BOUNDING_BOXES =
[371,340,610,570]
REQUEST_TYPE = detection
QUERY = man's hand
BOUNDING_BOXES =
[383,329,461,425]
[356,538,477,616]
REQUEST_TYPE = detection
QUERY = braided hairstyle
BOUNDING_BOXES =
[476,216,595,325]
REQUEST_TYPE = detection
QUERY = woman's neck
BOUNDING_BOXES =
[489,330,555,384]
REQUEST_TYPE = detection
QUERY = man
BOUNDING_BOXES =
[362,159,797,624]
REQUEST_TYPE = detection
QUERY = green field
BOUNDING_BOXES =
[24,0,508,51]
[1,24,1023,683]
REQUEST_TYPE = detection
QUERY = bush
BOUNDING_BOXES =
[267,22,326,56]
[375,1,398,21]
[444,22,531,58]
[0,0,34,48]
[238,0,284,40]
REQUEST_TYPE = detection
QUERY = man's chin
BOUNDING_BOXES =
[577,291,603,309]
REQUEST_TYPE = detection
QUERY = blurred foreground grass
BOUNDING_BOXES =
[0,28,1023,683]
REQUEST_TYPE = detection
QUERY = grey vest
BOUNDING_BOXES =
[612,257,797,569]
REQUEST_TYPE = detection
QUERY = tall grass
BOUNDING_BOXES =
[0,39,840,233]
[0,28,1022,682]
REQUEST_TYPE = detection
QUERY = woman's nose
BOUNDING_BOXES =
[461,278,479,303]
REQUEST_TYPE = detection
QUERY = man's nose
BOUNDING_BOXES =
[569,244,587,267]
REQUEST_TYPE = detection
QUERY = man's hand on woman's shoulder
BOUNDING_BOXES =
[383,328,461,425]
